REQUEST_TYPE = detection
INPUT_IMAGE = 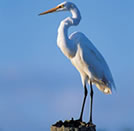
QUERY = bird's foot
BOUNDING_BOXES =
[64,117,83,128]
[87,121,96,127]
[75,117,82,122]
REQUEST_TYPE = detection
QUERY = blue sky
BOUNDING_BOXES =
[0,0,134,131]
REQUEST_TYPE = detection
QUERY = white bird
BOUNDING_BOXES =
[39,1,115,125]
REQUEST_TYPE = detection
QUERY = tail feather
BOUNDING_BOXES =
[96,83,112,94]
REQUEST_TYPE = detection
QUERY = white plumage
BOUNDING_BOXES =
[69,32,115,94]
[39,1,115,124]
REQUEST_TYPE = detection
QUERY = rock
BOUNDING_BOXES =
[51,118,96,131]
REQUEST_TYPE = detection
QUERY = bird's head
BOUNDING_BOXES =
[39,1,76,15]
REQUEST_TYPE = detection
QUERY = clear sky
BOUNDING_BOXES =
[0,0,134,131]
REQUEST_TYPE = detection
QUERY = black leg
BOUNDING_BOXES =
[89,81,94,124]
[79,84,88,121]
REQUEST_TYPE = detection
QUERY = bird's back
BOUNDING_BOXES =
[69,32,115,94]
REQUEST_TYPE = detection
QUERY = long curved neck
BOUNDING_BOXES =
[57,6,81,58]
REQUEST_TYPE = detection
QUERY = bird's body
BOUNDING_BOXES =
[70,32,115,94]
[56,3,115,94]
[39,1,115,124]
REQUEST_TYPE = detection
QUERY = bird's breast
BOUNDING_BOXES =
[71,44,92,79]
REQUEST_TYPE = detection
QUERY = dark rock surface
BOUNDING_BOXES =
[51,118,96,131]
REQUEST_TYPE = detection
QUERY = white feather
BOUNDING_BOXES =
[57,2,115,94]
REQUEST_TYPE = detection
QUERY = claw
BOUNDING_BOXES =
[87,122,96,127]
[76,118,82,122]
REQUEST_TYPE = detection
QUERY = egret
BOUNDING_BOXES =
[39,1,115,125]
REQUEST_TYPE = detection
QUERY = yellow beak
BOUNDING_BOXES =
[39,6,59,16]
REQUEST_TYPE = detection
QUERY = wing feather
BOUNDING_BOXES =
[69,32,116,91]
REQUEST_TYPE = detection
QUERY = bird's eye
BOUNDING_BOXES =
[59,5,64,8]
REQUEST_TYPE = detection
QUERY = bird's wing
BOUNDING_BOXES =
[69,32,115,90]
